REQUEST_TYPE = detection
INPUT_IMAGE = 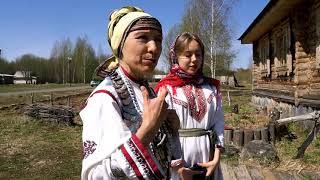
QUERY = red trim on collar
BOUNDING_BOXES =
[120,66,140,83]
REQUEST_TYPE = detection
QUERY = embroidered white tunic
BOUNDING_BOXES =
[80,70,165,180]
[163,83,224,179]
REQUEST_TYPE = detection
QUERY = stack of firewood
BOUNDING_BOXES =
[25,104,75,125]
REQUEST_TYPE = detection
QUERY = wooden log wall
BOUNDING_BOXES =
[252,1,320,109]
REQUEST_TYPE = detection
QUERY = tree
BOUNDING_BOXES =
[73,36,98,83]
[164,0,238,77]
[50,38,73,83]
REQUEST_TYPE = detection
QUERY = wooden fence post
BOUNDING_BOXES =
[31,93,34,104]
[244,130,253,145]
[253,129,261,140]
[269,123,276,145]
[50,93,53,106]
[261,127,269,142]
[227,91,231,107]
[67,97,71,107]
[233,129,244,147]
[224,129,233,145]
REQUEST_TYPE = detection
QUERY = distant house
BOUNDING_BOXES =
[13,71,37,84]
[0,74,14,84]
[151,74,166,82]
[239,0,320,118]
[216,76,235,86]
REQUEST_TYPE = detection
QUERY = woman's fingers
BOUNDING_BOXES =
[141,86,150,104]
[158,87,168,102]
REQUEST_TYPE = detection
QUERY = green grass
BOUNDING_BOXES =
[0,113,82,179]
[276,124,320,167]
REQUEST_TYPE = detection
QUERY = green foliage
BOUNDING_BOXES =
[0,35,107,84]
[235,68,252,84]
[163,0,238,75]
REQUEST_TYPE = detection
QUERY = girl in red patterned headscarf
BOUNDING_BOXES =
[155,32,224,180]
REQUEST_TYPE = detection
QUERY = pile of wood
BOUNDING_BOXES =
[25,104,75,125]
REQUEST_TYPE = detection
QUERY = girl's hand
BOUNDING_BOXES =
[197,161,218,178]
[177,167,204,180]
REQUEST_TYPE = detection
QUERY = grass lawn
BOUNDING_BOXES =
[0,112,82,179]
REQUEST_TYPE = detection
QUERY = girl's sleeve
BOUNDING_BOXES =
[80,91,165,180]
[213,89,225,147]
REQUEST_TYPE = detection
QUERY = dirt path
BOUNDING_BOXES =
[0,86,93,97]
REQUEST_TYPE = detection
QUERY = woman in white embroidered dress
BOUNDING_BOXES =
[155,32,225,180]
[80,6,177,180]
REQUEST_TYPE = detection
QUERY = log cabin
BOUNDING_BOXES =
[239,0,320,119]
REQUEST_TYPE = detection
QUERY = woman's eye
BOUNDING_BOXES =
[137,35,148,41]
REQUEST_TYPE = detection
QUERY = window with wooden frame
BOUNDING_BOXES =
[259,36,270,77]
[274,21,291,76]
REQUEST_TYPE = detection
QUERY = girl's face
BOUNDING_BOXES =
[120,29,162,79]
[177,39,203,75]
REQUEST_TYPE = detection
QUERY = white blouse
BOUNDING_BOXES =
[163,83,224,179]
[80,69,166,180]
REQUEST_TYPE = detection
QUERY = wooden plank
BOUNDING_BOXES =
[272,171,297,180]
[233,165,252,180]
[262,169,277,180]
[220,163,237,180]
[276,112,317,125]
[248,167,264,180]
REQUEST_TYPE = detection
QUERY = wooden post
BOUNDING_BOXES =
[233,129,244,147]
[295,123,320,159]
[50,93,53,106]
[253,129,261,140]
[261,127,269,142]
[31,93,34,104]
[227,90,231,107]
[224,129,233,145]
[67,97,71,107]
[243,130,253,145]
[269,123,276,145]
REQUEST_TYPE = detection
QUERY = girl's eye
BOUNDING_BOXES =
[184,53,191,58]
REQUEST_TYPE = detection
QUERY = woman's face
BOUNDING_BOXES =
[120,29,162,79]
[177,39,203,75]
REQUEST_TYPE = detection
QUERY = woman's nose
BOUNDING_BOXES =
[148,40,159,53]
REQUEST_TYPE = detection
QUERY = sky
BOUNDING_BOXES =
[0,0,269,70]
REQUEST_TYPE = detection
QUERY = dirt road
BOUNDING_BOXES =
[0,86,93,97]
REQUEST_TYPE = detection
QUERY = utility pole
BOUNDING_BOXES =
[62,57,65,84]
[83,49,86,84]
[67,57,72,87]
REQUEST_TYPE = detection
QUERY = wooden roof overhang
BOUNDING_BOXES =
[239,0,304,44]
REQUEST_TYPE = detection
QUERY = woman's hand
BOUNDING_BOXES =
[136,86,168,146]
